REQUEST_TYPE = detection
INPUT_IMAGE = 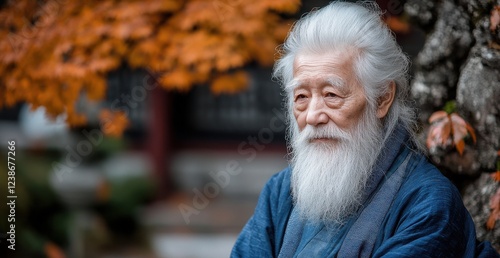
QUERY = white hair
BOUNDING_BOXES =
[273,1,421,148]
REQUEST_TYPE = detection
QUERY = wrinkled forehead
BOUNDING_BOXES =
[285,76,346,93]
[286,49,359,93]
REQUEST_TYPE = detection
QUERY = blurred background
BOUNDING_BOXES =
[0,0,499,257]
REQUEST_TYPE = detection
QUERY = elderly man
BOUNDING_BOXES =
[231,2,499,257]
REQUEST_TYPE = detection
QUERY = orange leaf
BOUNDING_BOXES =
[451,113,476,143]
[450,113,476,155]
[385,16,410,34]
[426,111,475,156]
[492,171,500,182]
[210,71,249,94]
[487,187,500,230]
[96,179,110,203]
[84,76,107,101]
[44,242,66,258]
[88,57,120,73]
[159,69,193,91]
[451,113,468,146]
[66,112,87,127]
[465,122,477,144]
[487,212,497,230]
[455,139,465,156]
[491,187,500,210]
[268,0,301,13]
[426,112,452,149]
[428,111,448,123]
[491,6,500,32]
[440,120,451,145]
[99,110,129,137]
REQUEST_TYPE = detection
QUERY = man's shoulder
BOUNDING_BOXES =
[398,152,465,210]
[375,152,480,257]
[261,167,292,197]
[268,167,292,185]
[405,153,457,190]
[251,167,294,228]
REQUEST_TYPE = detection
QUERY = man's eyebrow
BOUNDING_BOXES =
[286,77,346,92]
[324,76,346,90]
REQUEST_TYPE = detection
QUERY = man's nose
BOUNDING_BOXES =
[305,97,329,126]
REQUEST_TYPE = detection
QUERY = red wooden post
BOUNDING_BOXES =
[148,87,171,198]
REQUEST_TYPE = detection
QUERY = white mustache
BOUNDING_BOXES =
[296,124,351,144]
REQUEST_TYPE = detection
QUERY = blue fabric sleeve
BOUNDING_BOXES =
[231,168,293,258]
[372,160,480,258]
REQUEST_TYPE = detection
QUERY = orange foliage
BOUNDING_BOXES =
[493,171,500,182]
[385,16,410,34]
[491,5,500,32]
[0,0,300,135]
[211,71,249,94]
[44,242,66,258]
[487,187,500,230]
[426,111,477,156]
[488,150,500,231]
[99,110,129,138]
[96,180,110,203]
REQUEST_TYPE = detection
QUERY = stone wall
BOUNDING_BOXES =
[405,0,500,249]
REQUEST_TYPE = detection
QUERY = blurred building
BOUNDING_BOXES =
[0,0,426,257]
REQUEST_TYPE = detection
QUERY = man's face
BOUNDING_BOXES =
[291,50,368,136]
[288,49,386,223]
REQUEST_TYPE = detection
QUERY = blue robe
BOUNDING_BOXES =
[231,127,499,257]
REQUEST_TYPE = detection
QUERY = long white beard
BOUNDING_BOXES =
[290,106,384,224]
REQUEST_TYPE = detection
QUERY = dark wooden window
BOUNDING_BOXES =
[172,66,286,143]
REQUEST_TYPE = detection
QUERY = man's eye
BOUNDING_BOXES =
[295,94,307,101]
[325,92,337,98]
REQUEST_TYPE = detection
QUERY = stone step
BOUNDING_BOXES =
[139,195,258,233]
[150,234,238,258]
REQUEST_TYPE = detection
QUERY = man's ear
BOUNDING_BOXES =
[376,81,396,119]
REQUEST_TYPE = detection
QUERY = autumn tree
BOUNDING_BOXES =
[0,0,300,136]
